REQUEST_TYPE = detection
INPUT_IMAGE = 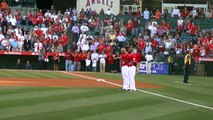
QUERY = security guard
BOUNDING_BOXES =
[183,51,192,84]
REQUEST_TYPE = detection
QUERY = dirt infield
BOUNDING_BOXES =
[0,76,160,89]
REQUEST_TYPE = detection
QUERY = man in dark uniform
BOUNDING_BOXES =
[183,51,192,84]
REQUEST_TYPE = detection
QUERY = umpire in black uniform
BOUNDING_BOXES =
[183,51,192,84]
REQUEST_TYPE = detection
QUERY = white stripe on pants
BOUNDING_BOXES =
[129,66,136,91]
[121,66,129,90]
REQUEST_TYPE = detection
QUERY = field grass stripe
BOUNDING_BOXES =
[61,71,213,111]
[0,89,122,109]
[0,88,95,102]
[0,92,148,119]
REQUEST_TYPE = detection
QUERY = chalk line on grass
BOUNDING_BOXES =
[61,71,213,111]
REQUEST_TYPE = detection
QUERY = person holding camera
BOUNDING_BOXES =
[145,52,153,74]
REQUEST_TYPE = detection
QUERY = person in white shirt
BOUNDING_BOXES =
[80,23,89,33]
[99,52,106,72]
[148,24,157,38]
[145,52,153,74]
[9,15,17,27]
[143,8,150,20]
[40,24,48,35]
[105,8,113,16]
[34,40,43,52]
[177,17,183,28]
[85,56,91,71]
[117,32,126,42]
[77,32,87,51]
[44,10,52,17]
[81,41,89,52]
[191,7,198,18]
[91,50,99,72]
[172,7,180,17]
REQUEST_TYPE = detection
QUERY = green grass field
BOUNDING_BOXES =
[0,70,212,120]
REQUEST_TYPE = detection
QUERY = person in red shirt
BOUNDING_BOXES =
[151,39,159,50]
[45,16,51,26]
[189,22,196,36]
[65,49,72,71]
[27,11,33,25]
[37,14,44,27]
[105,43,113,54]
[120,48,130,91]
[81,51,87,71]
[73,50,81,71]
[136,8,141,18]
[59,23,65,33]
[137,39,145,51]
[126,20,133,36]
[106,52,114,72]
[97,41,105,54]
[52,22,59,34]
[136,49,142,74]
[181,7,189,18]
[32,16,37,26]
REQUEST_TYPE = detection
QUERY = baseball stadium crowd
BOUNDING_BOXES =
[0,0,213,72]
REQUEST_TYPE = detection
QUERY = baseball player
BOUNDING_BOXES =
[128,48,137,91]
[120,48,130,91]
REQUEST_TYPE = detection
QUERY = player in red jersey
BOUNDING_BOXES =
[127,48,137,91]
[120,48,130,91]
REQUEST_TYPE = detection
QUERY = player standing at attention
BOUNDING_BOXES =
[120,48,130,91]
[145,51,153,74]
[128,48,137,91]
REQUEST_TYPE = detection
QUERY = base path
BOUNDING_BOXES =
[0,73,160,89]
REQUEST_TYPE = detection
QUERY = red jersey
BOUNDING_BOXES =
[106,54,114,64]
[59,36,65,46]
[73,53,80,62]
[136,52,142,62]
[189,25,196,35]
[59,25,65,32]
[138,40,145,50]
[127,54,137,66]
[81,53,87,61]
[52,23,59,33]
[151,40,159,49]
[65,52,72,60]
[97,43,105,53]
[193,48,200,57]
[120,53,129,67]
[105,45,113,54]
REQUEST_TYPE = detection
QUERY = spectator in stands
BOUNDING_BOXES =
[1,0,8,10]
[191,7,198,18]
[105,8,113,16]
[143,8,150,20]
[171,6,180,18]
[181,7,189,18]
[1,37,10,50]
[25,60,32,70]
[131,17,139,38]
[155,9,161,20]
[117,32,126,42]
[72,23,80,43]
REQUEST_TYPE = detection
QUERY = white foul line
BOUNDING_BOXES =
[61,71,213,111]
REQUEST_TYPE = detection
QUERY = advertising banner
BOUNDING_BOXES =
[77,0,120,15]
[139,62,169,75]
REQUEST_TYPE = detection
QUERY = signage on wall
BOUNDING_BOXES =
[77,0,120,15]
